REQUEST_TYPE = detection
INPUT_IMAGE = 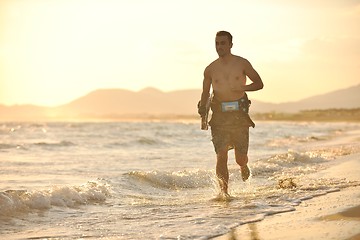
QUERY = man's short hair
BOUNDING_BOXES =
[216,31,233,43]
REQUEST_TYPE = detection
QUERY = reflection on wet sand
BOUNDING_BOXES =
[321,205,360,221]
[213,223,261,240]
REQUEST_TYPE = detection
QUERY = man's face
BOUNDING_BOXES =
[215,35,232,57]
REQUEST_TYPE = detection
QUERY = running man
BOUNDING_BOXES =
[198,31,264,194]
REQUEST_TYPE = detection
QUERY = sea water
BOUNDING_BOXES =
[0,121,360,239]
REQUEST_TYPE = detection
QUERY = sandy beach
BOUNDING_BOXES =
[214,152,360,240]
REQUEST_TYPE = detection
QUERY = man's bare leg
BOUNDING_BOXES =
[235,150,250,181]
[216,150,229,194]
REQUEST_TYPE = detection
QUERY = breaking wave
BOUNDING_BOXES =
[125,169,215,190]
[0,179,111,218]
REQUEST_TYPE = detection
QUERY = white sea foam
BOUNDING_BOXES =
[0,179,111,218]
[126,169,215,189]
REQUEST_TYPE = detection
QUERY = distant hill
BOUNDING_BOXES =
[55,87,201,118]
[0,104,52,121]
[0,84,359,120]
[251,84,360,113]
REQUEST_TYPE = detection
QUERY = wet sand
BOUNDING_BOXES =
[213,153,360,240]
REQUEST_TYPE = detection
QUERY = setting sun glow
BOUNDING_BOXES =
[1,0,359,106]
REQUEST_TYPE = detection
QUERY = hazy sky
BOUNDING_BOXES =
[1,0,359,106]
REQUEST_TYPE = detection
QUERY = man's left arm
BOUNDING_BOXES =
[243,59,264,92]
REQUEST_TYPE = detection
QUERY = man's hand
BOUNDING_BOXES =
[197,101,207,117]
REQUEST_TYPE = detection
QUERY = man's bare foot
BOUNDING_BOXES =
[212,192,232,202]
[220,191,231,199]
[218,178,228,194]
[241,165,250,181]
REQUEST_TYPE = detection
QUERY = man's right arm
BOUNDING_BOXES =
[198,66,212,116]
[200,66,212,106]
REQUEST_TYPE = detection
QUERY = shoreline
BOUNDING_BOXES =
[213,152,360,240]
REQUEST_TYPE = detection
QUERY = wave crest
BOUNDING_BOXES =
[0,179,111,218]
[126,169,214,190]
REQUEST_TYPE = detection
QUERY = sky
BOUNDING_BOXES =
[0,0,359,106]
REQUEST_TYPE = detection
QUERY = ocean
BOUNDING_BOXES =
[1,120,360,239]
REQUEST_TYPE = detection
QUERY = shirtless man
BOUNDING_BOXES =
[198,31,264,194]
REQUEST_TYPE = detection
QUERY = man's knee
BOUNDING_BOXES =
[235,152,248,166]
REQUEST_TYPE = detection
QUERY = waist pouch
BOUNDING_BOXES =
[210,93,255,128]
[211,93,251,113]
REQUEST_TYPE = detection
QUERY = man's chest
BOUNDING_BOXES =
[211,68,246,85]
[211,63,245,81]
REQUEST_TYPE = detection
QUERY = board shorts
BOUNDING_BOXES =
[210,126,249,154]
[208,94,253,154]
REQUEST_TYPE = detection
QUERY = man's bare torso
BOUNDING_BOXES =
[207,55,247,102]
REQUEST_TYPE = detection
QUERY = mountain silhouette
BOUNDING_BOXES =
[56,88,200,117]
[0,84,359,120]
[251,84,360,112]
